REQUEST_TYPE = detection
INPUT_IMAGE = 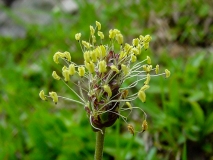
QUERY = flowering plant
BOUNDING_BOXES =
[39,21,170,159]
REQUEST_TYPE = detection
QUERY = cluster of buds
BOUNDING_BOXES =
[39,21,170,134]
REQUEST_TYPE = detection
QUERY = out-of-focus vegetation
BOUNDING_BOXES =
[0,0,213,159]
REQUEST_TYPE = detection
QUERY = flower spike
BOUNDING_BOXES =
[40,21,170,135]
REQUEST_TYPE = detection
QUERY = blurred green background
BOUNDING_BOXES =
[1,0,213,159]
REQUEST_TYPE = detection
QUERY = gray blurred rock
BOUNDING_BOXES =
[0,0,78,38]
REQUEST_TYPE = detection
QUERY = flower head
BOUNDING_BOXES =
[39,21,170,134]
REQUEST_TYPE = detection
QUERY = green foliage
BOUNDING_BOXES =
[1,0,213,160]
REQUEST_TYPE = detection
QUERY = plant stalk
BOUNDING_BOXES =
[94,128,105,160]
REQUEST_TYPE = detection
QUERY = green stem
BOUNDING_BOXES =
[94,128,105,160]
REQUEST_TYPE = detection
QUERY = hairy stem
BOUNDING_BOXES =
[94,128,105,160]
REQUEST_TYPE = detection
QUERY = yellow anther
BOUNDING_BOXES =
[82,40,92,49]
[165,69,170,78]
[143,35,152,43]
[98,60,107,73]
[127,124,135,135]
[62,66,68,72]
[92,35,96,44]
[52,71,61,80]
[124,43,132,54]
[90,25,95,35]
[110,65,119,73]
[132,48,139,55]
[96,21,101,30]
[98,31,104,39]
[142,120,148,132]
[109,29,116,39]
[143,65,152,73]
[53,51,63,64]
[140,84,150,91]
[62,69,70,82]
[144,73,151,85]
[114,29,121,34]
[98,45,106,58]
[155,64,159,74]
[119,51,127,60]
[39,90,46,101]
[116,33,123,45]
[138,90,146,103]
[49,91,58,104]
[144,42,149,50]
[64,51,71,62]
[147,56,151,64]
[78,66,85,77]
[139,35,145,42]
[126,102,132,109]
[136,45,142,55]
[84,51,91,62]
[147,65,152,72]
[75,33,81,41]
[68,64,75,75]
[132,38,139,46]
[85,61,95,73]
[103,85,112,97]
[121,64,129,76]
[90,50,98,62]
[142,65,148,72]
[131,54,137,62]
